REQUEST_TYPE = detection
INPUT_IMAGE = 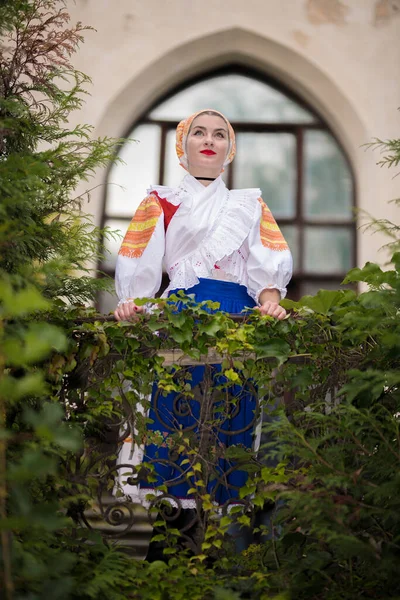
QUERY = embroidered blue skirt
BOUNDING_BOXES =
[141,278,257,507]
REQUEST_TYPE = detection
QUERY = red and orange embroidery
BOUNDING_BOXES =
[258,197,288,252]
[118,194,162,259]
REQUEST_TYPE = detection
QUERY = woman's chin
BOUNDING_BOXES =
[189,160,223,176]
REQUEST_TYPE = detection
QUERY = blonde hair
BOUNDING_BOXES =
[188,110,229,133]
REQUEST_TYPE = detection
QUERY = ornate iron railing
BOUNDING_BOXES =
[65,314,304,557]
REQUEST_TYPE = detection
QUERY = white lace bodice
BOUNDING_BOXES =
[115,175,292,306]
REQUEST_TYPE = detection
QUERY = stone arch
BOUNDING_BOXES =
[95,26,367,171]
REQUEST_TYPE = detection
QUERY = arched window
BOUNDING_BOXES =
[99,66,356,312]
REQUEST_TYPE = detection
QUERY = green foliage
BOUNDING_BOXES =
[0,0,122,303]
[22,250,396,600]
[1,1,400,599]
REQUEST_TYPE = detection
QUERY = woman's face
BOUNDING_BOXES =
[186,114,229,177]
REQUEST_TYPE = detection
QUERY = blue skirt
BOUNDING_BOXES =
[141,278,257,506]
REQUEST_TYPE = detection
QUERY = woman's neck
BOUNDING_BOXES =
[189,173,219,187]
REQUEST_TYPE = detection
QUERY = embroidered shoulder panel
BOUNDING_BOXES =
[258,197,289,252]
[118,194,162,258]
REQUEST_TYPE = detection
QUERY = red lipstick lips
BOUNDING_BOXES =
[200,149,216,155]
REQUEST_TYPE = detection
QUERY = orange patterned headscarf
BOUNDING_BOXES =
[176,109,236,171]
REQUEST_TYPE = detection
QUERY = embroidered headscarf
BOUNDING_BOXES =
[176,109,236,171]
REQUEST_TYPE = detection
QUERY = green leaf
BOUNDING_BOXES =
[0,373,47,401]
[343,262,397,287]
[162,547,177,555]
[168,311,187,328]
[147,560,168,571]
[254,338,290,362]
[199,320,223,336]
[24,403,82,451]
[170,328,193,344]
[301,290,354,314]
[0,283,50,317]
[3,324,66,366]
[150,534,166,543]
[224,369,240,382]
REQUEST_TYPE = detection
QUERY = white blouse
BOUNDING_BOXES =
[115,174,292,306]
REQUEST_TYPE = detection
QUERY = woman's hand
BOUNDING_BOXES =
[258,289,286,321]
[256,288,287,320]
[257,300,286,320]
[114,301,144,321]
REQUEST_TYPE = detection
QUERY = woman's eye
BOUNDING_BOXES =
[193,130,203,136]
[216,132,224,138]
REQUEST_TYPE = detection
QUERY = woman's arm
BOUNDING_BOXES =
[114,194,165,321]
[246,199,293,321]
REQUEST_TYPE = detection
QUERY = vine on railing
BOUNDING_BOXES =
[46,282,396,564]
[56,296,299,555]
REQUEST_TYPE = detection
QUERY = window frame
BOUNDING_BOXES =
[100,64,357,301]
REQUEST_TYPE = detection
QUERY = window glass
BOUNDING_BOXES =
[107,124,161,217]
[101,218,129,270]
[304,131,353,220]
[304,227,353,274]
[301,281,353,296]
[235,133,296,218]
[150,75,317,123]
[164,129,186,187]
[280,225,299,270]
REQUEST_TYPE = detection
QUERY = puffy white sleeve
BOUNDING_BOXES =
[246,198,293,302]
[115,194,165,304]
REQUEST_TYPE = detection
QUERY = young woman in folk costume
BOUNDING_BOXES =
[114,109,292,559]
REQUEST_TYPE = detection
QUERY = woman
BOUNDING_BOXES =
[114,109,292,556]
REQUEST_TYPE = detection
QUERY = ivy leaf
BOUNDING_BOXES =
[198,320,223,336]
[343,262,398,288]
[150,534,166,543]
[162,547,177,555]
[224,369,240,382]
[253,339,290,363]
[301,290,353,314]
[170,327,193,344]
[167,311,187,328]
[283,289,356,315]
